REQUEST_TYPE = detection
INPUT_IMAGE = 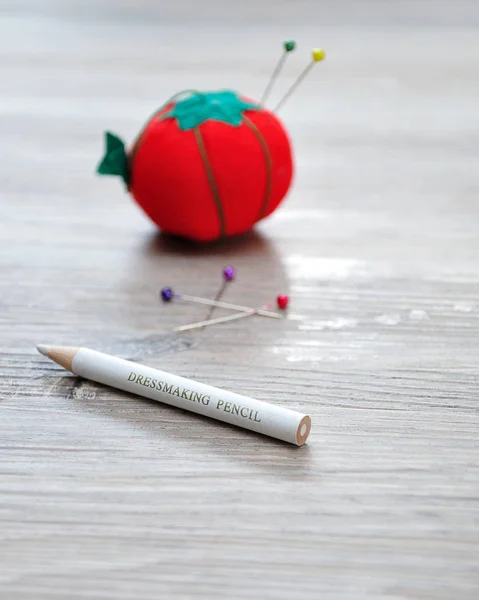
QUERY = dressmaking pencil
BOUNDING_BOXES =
[36,345,311,446]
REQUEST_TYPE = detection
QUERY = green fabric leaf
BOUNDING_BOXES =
[96,132,129,185]
[163,90,260,130]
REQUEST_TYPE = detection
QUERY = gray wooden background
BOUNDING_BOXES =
[1,1,478,598]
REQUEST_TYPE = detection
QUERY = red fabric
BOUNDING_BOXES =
[244,109,294,220]
[128,102,293,242]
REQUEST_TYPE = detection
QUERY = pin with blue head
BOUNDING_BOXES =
[160,287,176,302]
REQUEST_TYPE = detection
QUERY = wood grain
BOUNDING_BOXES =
[1,1,478,598]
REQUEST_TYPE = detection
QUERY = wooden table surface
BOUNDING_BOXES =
[1,1,478,598]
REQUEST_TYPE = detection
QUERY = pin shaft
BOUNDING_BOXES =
[175,304,276,332]
[204,279,228,323]
[273,61,315,112]
[178,294,281,318]
[260,52,287,106]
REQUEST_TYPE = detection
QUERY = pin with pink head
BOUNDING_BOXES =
[276,294,289,310]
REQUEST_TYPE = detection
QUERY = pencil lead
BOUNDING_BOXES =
[37,344,50,357]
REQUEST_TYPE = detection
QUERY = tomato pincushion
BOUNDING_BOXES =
[97,89,294,242]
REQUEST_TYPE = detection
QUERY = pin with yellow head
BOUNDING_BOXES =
[272,46,327,112]
[312,48,326,62]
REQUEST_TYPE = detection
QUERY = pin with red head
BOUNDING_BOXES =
[174,293,290,332]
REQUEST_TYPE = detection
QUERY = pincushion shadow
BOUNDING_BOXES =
[144,227,274,257]
[109,224,290,361]
[119,226,289,325]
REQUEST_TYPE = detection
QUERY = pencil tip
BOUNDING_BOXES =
[37,344,51,357]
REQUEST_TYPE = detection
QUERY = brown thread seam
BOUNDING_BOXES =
[243,115,273,221]
[193,126,226,239]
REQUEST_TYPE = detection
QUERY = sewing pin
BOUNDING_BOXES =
[260,39,296,106]
[175,295,289,332]
[160,287,281,319]
[273,47,326,112]
[204,266,236,323]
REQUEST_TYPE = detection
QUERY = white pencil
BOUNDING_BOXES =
[37,345,311,446]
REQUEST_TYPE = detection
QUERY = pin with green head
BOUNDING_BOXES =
[260,39,297,106]
[283,40,296,52]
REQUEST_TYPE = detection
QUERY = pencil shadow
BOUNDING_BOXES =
[51,373,316,477]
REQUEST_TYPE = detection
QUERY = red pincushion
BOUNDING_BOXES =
[97,89,294,242]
